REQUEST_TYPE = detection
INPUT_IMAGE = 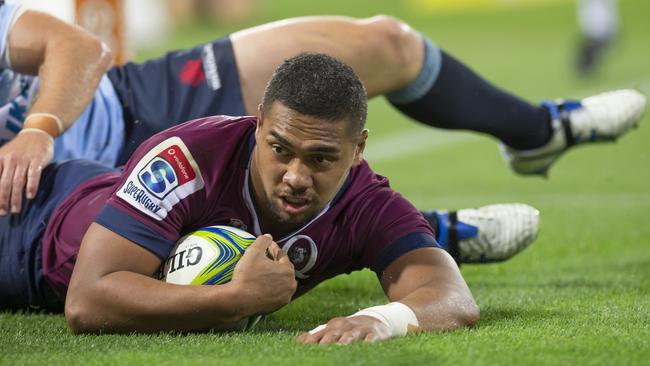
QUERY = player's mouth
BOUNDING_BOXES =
[279,195,311,215]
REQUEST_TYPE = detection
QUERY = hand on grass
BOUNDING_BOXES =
[297,315,391,345]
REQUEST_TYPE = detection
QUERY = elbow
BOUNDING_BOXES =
[58,30,114,74]
[65,299,89,334]
[65,292,100,334]
[96,40,114,72]
[83,35,114,73]
[456,301,480,328]
[448,296,480,330]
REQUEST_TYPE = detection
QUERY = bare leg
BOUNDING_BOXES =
[231,15,424,114]
[231,15,549,152]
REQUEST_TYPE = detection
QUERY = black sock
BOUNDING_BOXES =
[388,41,552,150]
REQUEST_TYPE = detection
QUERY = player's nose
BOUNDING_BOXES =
[282,159,312,191]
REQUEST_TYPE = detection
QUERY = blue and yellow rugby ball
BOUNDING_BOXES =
[162,225,255,285]
[162,225,261,330]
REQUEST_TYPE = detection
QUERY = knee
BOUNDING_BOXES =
[356,15,422,69]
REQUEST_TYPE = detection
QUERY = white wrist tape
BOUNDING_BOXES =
[308,324,327,335]
[308,302,419,337]
[349,302,419,337]
[25,113,64,135]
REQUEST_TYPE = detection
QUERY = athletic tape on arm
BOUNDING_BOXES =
[308,302,419,337]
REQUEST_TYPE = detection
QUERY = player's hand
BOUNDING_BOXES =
[297,315,392,345]
[231,234,297,316]
[0,131,54,215]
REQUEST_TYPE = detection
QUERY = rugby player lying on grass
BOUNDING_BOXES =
[0,2,541,271]
[2,54,498,344]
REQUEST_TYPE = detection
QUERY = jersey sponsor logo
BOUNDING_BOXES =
[179,59,206,87]
[117,137,204,220]
[282,235,318,279]
[201,44,221,91]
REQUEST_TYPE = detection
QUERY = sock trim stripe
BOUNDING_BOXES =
[386,37,442,105]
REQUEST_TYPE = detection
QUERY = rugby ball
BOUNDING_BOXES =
[162,225,261,330]
[162,225,255,285]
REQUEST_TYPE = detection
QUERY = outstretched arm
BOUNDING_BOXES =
[297,247,479,344]
[0,9,112,215]
[66,223,296,334]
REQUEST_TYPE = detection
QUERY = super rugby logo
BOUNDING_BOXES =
[122,181,161,213]
[138,146,195,199]
[117,137,204,220]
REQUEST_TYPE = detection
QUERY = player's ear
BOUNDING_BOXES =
[255,104,264,137]
[352,128,368,167]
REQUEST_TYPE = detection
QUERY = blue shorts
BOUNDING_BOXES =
[0,160,112,311]
[108,36,246,166]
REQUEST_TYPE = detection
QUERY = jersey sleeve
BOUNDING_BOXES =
[354,184,439,277]
[94,133,207,259]
[0,3,26,69]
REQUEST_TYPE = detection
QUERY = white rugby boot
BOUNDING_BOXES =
[501,89,647,176]
[423,203,540,263]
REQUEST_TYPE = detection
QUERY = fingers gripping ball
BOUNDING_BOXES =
[161,225,261,330]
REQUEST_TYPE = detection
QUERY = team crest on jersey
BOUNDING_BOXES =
[117,137,204,220]
[282,235,318,279]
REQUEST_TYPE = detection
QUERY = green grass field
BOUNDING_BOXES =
[2,0,649,365]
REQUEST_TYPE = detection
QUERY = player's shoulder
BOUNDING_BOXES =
[144,115,256,156]
[121,115,255,194]
[339,160,420,219]
[169,115,256,136]
[345,160,391,196]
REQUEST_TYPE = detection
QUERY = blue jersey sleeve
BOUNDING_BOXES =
[0,3,23,68]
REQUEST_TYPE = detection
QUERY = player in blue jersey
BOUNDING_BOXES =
[0,1,113,215]
[3,53,484,344]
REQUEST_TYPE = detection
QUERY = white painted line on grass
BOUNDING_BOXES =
[364,129,476,163]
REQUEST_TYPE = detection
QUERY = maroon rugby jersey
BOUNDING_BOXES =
[42,116,436,297]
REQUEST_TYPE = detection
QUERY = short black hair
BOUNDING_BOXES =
[261,53,367,138]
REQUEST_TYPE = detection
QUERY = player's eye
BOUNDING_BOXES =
[312,155,335,167]
[271,144,286,155]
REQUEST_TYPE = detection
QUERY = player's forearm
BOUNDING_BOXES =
[399,284,480,332]
[65,272,251,334]
[29,33,111,131]
[380,248,480,333]
[10,11,112,130]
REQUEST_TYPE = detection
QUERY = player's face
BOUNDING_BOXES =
[251,101,367,235]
